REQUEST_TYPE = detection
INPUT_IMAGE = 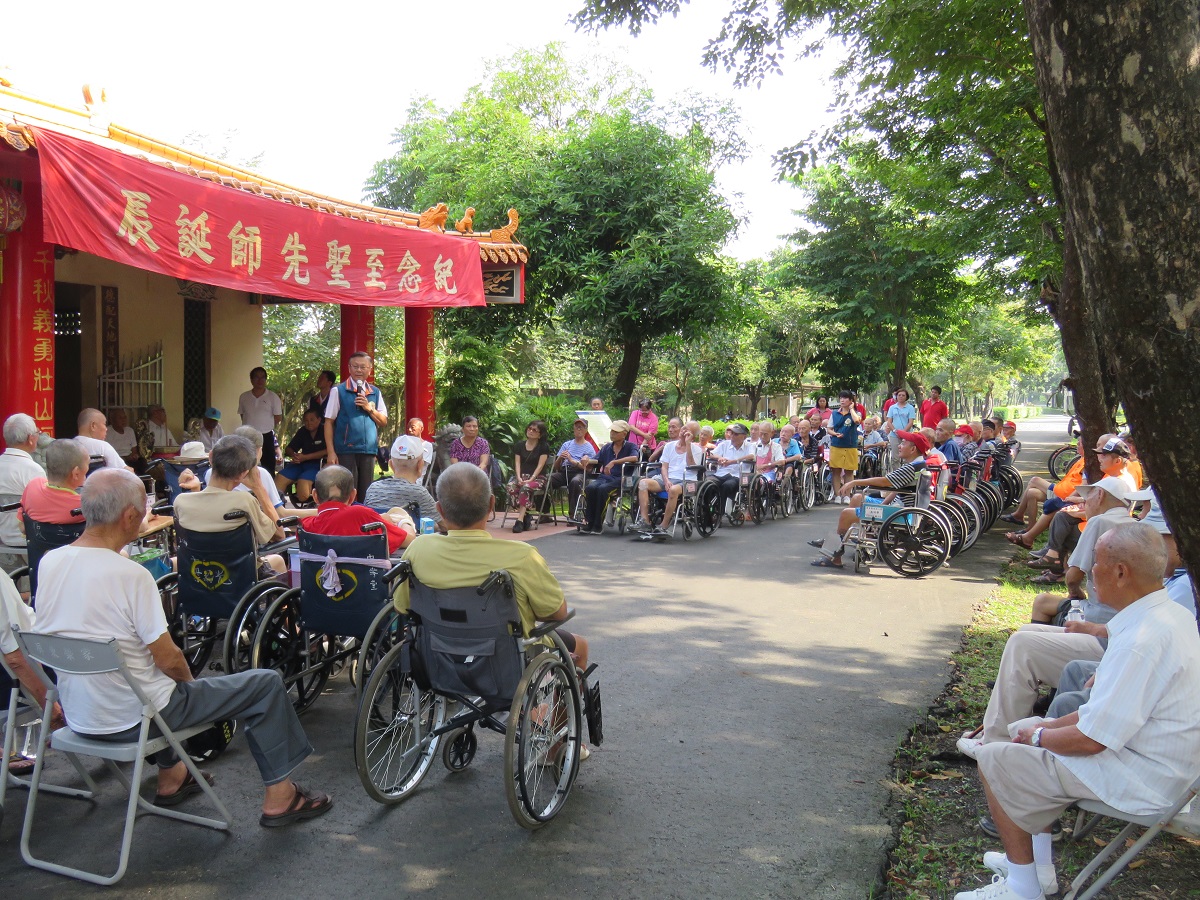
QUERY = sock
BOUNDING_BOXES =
[1033,831,1054,870]
[820,528,844,557]
[1006,861,1043,898]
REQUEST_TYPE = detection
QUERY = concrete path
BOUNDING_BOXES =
[0,417,1066,897]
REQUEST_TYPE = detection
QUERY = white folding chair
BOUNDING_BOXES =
[1064,774,1200,899]
[1,644,96,824]
[16,632,231,886]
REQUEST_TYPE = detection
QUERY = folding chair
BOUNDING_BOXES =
[16,632,231,886]
[1064,774,1200,900]
[1,649,95,825]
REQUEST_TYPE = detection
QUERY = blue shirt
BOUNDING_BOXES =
[886,403,917,431]
[830,410,860,449]
[937,439,963,464]
[773,437,801,459]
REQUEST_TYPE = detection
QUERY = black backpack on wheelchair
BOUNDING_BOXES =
[22,513,86,605]
[176,521,259,620]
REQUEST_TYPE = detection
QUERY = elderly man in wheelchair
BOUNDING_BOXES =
[809,430,939,572]
[354,462,601,829]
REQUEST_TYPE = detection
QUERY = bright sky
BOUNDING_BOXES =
[5,0,838,260]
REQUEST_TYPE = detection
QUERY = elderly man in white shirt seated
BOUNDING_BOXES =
[74,408,130,471]
[954,523,1200,900]
[710,423,755,520]
[104,407,140,467]
[32,469,332,825]
[146,403,178,450]
[636,423,703,538]
[1,413,46,550]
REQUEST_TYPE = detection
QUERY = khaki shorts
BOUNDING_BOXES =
[977,740,1101,833]
[828,447,860,472]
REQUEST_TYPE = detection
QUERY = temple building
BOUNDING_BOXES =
[0,82,527,444]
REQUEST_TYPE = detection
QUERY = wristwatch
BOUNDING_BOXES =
[1031,726,1045,748]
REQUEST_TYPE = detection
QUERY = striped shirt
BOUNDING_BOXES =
[1063,589,1200,816]
[885,462,920,491]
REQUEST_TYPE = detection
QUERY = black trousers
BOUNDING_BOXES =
[341,452,377,503]
[261,431,278,476]
[583,474,621,530]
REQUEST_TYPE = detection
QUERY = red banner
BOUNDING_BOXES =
[33,128,484,308]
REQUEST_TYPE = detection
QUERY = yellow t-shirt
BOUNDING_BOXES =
[393,530,565,638]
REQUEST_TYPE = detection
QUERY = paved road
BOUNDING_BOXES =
[0,417,1065,897]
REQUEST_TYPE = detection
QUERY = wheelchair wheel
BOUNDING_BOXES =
[617,513,627,535]
[974,481,1004,530]
[778,475,793,519]
[442,727,478,773]
[854,544,871,575]
[798,467,815,511]
[354,641,447,803]
[819,465,835,504]
[355,606,403,698]
[877,508,950,578]
[747,475,767,525]
[930,500,967,558]
[998,465,1023,509]
[504,651,583,830]
[1048,445,1079,481]
[945,493,983,552]
[251,591,331,714]
[222,581,288,675]
[695,480,720,537]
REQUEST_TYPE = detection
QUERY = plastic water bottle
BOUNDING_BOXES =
[1065,598,1084,623]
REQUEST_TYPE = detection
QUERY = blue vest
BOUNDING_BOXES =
[333,382,381,455]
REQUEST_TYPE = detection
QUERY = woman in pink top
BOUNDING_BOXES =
[806,395,833,424]
[628,399,659,455]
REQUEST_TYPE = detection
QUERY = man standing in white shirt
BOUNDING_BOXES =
[34,469,333,825]
[956,523,1200,900]
[146,404,178,449]
[0,413,45,548]
[238,366,283,476]
[74,408,129,471]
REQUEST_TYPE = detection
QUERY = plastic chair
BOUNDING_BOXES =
[16,632,231,885]
[1064,774,1200,899]
[0,650,95,825]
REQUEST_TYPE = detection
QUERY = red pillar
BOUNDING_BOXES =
[0,180,56,445]
[338,304,375,380]
[404,308,435,433]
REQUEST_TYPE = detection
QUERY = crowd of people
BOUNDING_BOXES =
[2,367,1196,896]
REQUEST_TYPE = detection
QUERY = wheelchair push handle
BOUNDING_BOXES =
[151,504,174,517]
[222,509,248,521]
[477,569,514,597]
[0,500,19,512]
[385,558,412,584]
[360,521,386,534]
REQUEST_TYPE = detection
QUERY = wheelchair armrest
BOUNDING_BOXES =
[6,564,30,581]
[152,504,173,516]
[262,536,297,554]
[0,501,19,512]
[529,607,575,638]
[385,559,411,584]
[278,515,300,529]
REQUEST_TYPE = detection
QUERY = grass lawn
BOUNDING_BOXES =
[882,537,1200,899]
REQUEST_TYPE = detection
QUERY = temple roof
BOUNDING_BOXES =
[0,85,527,264]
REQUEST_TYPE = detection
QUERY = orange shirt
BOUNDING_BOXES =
[1053,458,1085,500]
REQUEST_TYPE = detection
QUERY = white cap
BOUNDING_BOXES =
[1074,475,1134,504]
[390,435,425,461]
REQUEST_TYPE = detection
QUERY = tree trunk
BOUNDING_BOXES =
[746,381,763,417]
[1025,0,1200,620]
[612,339,643,410]
[893,323,909,391]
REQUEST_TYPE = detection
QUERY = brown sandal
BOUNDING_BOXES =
[154,769,214,807]
[1005,531,1033,548]
[259,783,333,827]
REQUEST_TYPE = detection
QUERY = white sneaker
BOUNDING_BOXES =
[579,744,592,762]
[983,852,1058,895]
[955,874,1044,900]
[957,731,984,760]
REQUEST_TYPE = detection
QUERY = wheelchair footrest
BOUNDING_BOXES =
[584,679,603,746]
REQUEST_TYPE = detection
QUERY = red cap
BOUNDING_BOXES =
[1003,420,1017,430]
[954,424,975,437]
[896,430,932,454]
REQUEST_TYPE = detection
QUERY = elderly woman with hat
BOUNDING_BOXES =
[809,430,934,568]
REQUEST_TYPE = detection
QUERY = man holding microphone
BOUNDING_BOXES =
[324,352,388,503]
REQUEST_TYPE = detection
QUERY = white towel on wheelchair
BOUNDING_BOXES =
[298,549,392,597]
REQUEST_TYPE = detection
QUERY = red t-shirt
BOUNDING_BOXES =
[920,398,949,429]
[882,398,896,416]
[301,501,407,555]
[20,478,85,525]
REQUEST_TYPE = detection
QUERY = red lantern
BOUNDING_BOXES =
[0,184,27,235]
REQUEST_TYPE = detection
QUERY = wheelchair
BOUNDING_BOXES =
[20,513,85,605]
[160,458,211,505]
[633,463,720,540]
[571,462,638,534]
[248,524,408,713]
[157,510,298,678]
[354,568,602,829]
[841,465,952,577]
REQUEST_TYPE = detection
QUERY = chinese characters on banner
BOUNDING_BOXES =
[101,286,119,373]
[33,128,486,309]
[30,248,55,434]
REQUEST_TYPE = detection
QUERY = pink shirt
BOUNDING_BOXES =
[628,409,659,450]
[20,477,85,525]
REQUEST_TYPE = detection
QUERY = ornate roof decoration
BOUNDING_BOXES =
[0,85,528,265]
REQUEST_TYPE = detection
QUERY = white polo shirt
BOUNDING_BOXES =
[238,388,283,433]
[1063,589,1200,816]
[106,426,138,457]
